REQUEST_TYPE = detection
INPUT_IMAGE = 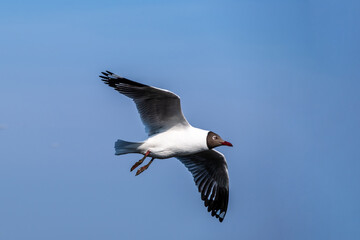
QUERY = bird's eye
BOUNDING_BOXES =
[212,136,218,140]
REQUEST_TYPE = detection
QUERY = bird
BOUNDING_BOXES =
[100,70,233,222]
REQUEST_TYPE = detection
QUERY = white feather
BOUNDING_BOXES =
[139,126,209,159]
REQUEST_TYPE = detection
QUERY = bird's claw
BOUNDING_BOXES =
[130,150,151,172]
[135,166,147,176]
[130,159,144,172]
[135,158,154,176]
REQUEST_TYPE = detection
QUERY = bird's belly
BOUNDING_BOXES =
[140,129,208,159]
[148,145,198,159]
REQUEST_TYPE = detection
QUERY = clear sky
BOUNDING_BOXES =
[1,0,359,239]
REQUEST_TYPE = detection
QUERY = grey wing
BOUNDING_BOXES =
[177,150,229,222]
[100,71,190,136]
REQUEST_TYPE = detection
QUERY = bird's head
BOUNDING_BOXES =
[206,131,233,149]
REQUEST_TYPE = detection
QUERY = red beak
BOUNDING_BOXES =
[221,141,233,147]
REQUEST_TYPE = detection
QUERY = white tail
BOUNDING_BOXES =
[114,139,142,155]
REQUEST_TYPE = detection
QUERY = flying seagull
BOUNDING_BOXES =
[100,71,233,222]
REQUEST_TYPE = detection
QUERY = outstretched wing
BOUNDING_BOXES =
[100,71,190,136]
[177,150,229,222]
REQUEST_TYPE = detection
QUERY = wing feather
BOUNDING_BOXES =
[100,71,189,135]
[177,150,229,222]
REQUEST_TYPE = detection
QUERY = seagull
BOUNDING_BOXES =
[100,71,233,222]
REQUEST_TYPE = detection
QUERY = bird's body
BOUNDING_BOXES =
[119,126,209,159]
[100,71,232,222]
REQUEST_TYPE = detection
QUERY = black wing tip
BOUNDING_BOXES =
[211,208,227,222]
[99,70,148,88]
[201,186,228,223]
[194,173,228,222]
[99,70,119,89]
[99,71,111,83]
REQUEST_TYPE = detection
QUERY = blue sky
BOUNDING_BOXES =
[1,1,359,239]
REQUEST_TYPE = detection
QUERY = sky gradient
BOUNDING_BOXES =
[1,1,360,239]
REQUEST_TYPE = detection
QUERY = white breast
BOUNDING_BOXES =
[139,126,209,159]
